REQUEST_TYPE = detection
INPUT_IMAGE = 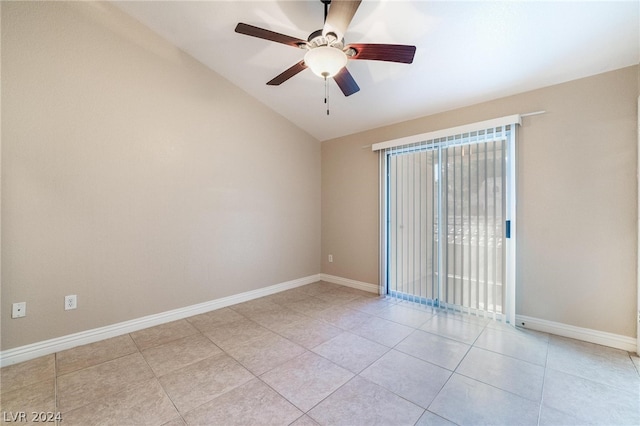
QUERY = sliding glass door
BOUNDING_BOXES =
[383,125,516,322]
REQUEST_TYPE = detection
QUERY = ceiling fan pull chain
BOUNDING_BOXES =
[325,76,330,115]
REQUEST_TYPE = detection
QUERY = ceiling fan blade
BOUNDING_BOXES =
[333,67,360,96]
[346,43,416,64]
[323,0,362,40]
[235,23,307,48]
[267,61,308,86]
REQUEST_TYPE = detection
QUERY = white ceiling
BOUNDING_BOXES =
[113,1,639,141]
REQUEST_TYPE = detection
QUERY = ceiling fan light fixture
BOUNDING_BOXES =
[304,46,347,78]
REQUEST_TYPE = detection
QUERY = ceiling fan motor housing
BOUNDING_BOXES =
[306,29,343,50]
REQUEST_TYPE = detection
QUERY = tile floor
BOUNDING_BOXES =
[1,281,639,425]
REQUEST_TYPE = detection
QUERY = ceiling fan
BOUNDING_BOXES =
[234,0,416,98]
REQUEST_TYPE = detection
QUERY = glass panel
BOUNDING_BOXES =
[387,149,438,303]
[442,141,505,314]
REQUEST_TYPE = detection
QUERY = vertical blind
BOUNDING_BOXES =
[375,117,519,322]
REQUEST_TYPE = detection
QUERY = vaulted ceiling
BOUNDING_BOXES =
[113,1,639,141]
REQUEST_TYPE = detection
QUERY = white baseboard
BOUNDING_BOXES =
[319,273,379,294]
[6,276,633,367]
[0,274,321,367]
[516,314,637,353]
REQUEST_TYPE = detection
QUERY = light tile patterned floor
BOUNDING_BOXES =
[1,281,639,425]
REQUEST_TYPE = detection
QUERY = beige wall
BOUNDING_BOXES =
[2,2,637,351]
[322,66,638,338]
[1,2,321,350]
[321,136,380,285]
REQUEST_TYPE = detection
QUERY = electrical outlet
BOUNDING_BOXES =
[12,302,26,318]
[65,295,77,310]
[328,254,333,263]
